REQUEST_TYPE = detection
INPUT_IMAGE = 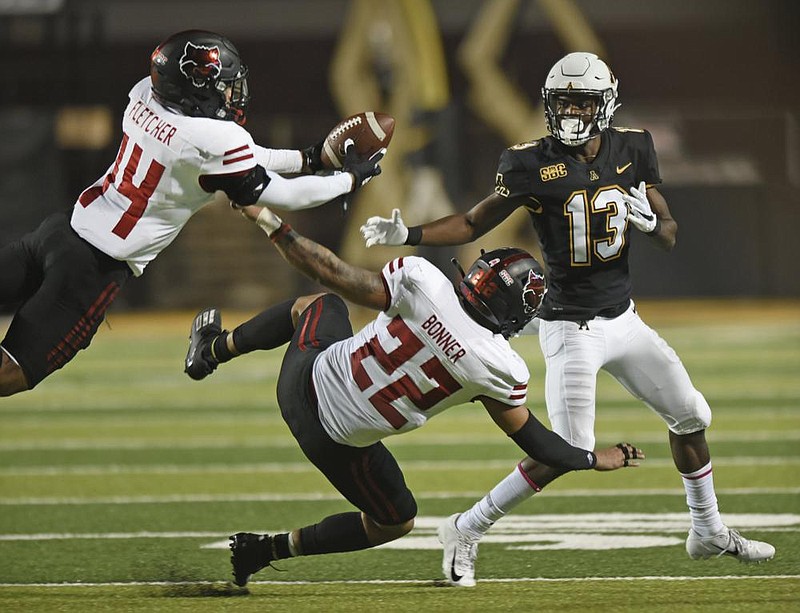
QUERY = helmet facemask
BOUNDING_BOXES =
[222,65,250,125]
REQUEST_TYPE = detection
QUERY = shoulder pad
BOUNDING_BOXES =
[509,140,542,151]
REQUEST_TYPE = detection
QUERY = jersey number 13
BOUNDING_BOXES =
[565,186,628,266]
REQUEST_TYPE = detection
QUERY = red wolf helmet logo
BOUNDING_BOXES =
[522,268,545,314]
[179,42,221,88]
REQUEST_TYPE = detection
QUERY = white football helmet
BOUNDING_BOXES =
[542,52,620,146]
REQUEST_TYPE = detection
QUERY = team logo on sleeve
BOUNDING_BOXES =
[179,42,222,87]
[522,268,546,314]
[495,172,510,197]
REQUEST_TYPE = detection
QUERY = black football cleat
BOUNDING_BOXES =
[229,532,275,587]
[184,308,223,381]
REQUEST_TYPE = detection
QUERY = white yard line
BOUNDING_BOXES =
[1,430,799,450]
[0,575,798,588]
[1,487,799,506]
[0,456,798,477]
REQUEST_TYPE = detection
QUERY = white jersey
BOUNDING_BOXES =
[313,256,530,447]
[71,77,258,276]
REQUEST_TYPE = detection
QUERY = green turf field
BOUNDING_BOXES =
[1,301,799,612]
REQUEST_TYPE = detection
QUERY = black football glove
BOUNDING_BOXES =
[343,140,384,192]
[301,139,324,174]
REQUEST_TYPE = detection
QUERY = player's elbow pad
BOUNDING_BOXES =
[224,165,271,206]
[509,412,597,471]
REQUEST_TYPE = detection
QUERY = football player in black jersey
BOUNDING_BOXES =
[360,52,774,586]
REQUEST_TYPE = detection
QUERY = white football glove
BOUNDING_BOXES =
[360,208,409,248]
[622,181,658,234]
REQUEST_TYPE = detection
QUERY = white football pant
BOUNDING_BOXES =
[538,301,712,450]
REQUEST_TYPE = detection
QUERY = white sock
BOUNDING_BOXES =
[456,463,540,541]
[681,461,725,537]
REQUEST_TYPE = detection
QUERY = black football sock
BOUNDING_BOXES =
[210,333,234,364]
[297,512,372,556]
[271,533,294,559]
[231,299,296,354]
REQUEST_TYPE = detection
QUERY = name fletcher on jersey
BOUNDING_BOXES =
[128,99,178,146]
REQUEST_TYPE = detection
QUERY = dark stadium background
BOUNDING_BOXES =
[3,0,798,310]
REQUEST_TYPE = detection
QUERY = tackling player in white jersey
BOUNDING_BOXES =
[183,204,644,587]
[0,30,381,396]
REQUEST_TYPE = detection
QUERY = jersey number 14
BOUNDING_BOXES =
[78,132,165,239]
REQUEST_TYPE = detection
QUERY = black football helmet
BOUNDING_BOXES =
[150,30,250,125]
[457,247,546,338]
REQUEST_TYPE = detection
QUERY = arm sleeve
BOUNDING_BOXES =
[255,170,353,211]
[254,145,303,174]
[510,411,597,471]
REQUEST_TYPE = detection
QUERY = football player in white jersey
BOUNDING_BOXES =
[359,51,775,584]
[0,30,380,397]
[183,205,644,587]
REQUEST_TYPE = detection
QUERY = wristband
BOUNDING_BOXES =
[646,218,661,237]
[405,226,422,246]
[269,223,293,243]
[255,207,283,236]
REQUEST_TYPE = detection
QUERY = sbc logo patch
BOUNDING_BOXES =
[540,163,567,182]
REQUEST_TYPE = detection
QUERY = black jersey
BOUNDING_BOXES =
[494,127,661,321]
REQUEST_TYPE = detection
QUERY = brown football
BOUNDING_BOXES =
[320,111,395,169]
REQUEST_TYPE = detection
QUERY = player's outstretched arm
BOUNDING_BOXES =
[360,192,522,248]
[240,205,388,311]
[480,396,644,471]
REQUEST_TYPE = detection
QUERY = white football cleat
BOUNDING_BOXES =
[686,527,775,563]
[438,514,478,587]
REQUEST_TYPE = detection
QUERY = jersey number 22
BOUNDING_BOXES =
[350,315,462,429]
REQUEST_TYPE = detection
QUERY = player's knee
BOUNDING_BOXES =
[291,293,328,324]
[669,390,712,435]
[365,516,415,546]
[382,517,415,540]
[0,350,30,396]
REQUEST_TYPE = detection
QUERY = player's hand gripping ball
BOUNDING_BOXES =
[320,112,395,169]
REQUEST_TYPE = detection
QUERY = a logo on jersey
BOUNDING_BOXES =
[540,163,567,182]
[588,170,600,181]
[495,172,510,197]
[179,42,221,88]
[522,268,546,314]
[616,162,632,174]
[509,140,540,151]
